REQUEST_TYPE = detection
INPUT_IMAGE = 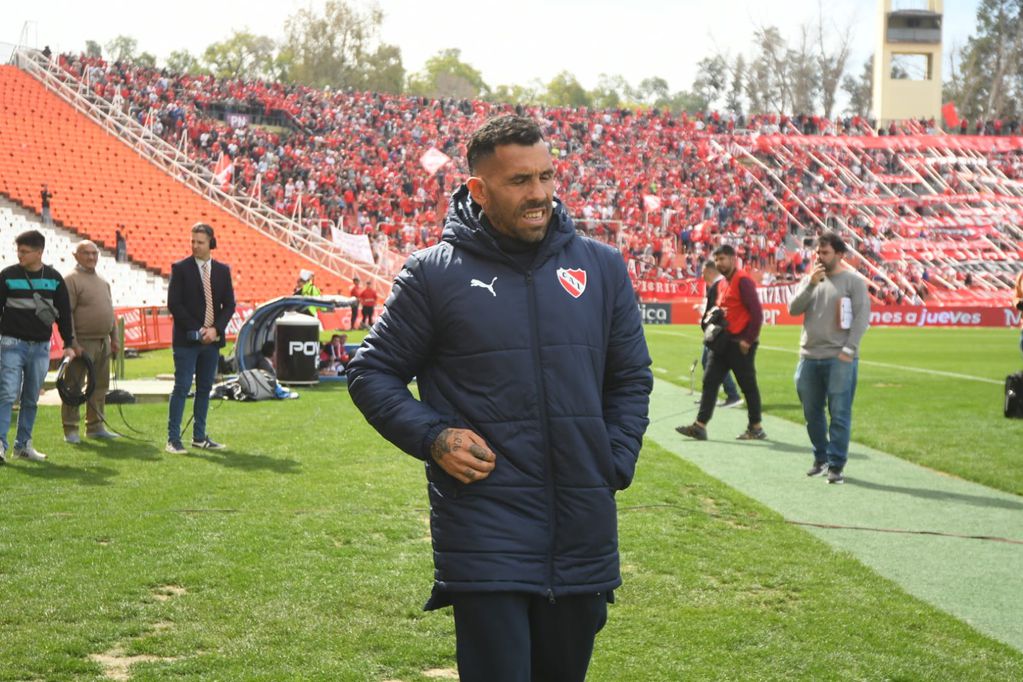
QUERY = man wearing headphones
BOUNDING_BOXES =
[166,223,235,454]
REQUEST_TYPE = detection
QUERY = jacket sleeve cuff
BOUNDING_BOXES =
[419,422,449,462]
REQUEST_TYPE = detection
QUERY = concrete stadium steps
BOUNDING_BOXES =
[0,198,167,307]
[0,66,347,303]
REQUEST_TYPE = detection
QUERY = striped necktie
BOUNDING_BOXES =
[202,262,215,328]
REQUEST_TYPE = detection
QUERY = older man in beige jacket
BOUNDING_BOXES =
[62,241,120,442]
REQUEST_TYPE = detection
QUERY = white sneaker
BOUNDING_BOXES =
[0,443,6,465]
[14,442,47,461]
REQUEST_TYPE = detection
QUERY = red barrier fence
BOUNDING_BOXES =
[48,303,387,359]
[48,301,1018,359]
[49,303,255,359]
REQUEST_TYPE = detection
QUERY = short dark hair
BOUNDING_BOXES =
[703,259,717,270]
[817,231,848,254]
[16,230,45,250]
[712,244,736,257]
[191,222,215,241]
[467,115,545,173]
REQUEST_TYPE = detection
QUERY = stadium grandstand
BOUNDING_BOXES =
[2,46,1021,322]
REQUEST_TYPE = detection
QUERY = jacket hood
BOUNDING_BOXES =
[442,184,576,265]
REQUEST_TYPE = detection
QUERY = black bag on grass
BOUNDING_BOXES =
[1005,371,1023,419]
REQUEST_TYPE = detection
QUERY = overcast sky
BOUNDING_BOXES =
[1,0,979,94]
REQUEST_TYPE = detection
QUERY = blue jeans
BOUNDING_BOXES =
[167,343,219,443]
[0,336,51,451]
[795,357,858,471]
[701,345,740,401]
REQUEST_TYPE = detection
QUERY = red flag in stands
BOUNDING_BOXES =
[941,102,960,129]
[213,153,233,191]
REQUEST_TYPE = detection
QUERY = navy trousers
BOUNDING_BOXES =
[450,591,608,682]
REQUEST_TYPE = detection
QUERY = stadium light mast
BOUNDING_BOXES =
[872,0,943,126]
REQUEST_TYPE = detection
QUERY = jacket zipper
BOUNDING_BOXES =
[525,269,557,602]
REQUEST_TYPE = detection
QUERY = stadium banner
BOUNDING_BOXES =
[635,277,701,301]
[639,281,805,305]
[752,134,1023,153]
[823,193,1023,207]
[867,306,1022,328]
[226,112,250,129]
[757,283,803,305]
[880,238,1006,256]
[665,304,805,327]
[638,302,672,325]
[330,227,375,264]
[660,302,1021,329]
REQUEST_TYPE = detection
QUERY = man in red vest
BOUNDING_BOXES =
[358,283,378,329]
[677,243,766,441]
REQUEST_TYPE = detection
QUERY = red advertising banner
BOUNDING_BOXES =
[657,302,1021,329]
[866,306,1021,328]
[635,277,702,302]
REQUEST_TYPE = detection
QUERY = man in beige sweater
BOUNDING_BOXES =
[62,241,120,442]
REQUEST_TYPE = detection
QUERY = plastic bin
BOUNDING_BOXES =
[274,312,320,385]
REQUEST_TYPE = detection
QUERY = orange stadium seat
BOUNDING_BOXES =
[0,66,346,304]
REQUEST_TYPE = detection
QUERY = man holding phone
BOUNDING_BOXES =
[787,232,870,484]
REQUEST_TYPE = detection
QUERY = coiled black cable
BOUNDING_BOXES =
[56,354,96,407]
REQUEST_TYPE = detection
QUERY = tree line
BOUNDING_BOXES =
[944,0,1023,124]
[85,0,1015,121]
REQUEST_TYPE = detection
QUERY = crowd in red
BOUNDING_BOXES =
[56,53,1022,304]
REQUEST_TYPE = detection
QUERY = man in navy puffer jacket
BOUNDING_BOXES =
[347,115,652,682]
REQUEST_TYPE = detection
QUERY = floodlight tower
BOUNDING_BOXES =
[872,0,943,125]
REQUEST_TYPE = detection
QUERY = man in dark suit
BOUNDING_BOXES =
[166,223,235,453]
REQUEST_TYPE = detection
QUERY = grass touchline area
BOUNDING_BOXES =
[0,325,1019,680]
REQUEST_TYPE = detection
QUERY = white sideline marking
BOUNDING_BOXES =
[645,329,1002,386]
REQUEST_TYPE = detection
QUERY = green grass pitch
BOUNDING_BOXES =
[0,325,1020,680]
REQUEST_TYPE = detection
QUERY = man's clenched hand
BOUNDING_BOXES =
[430,428,496,484]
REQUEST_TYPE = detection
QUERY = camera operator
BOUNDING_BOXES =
[165,223,235,454]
